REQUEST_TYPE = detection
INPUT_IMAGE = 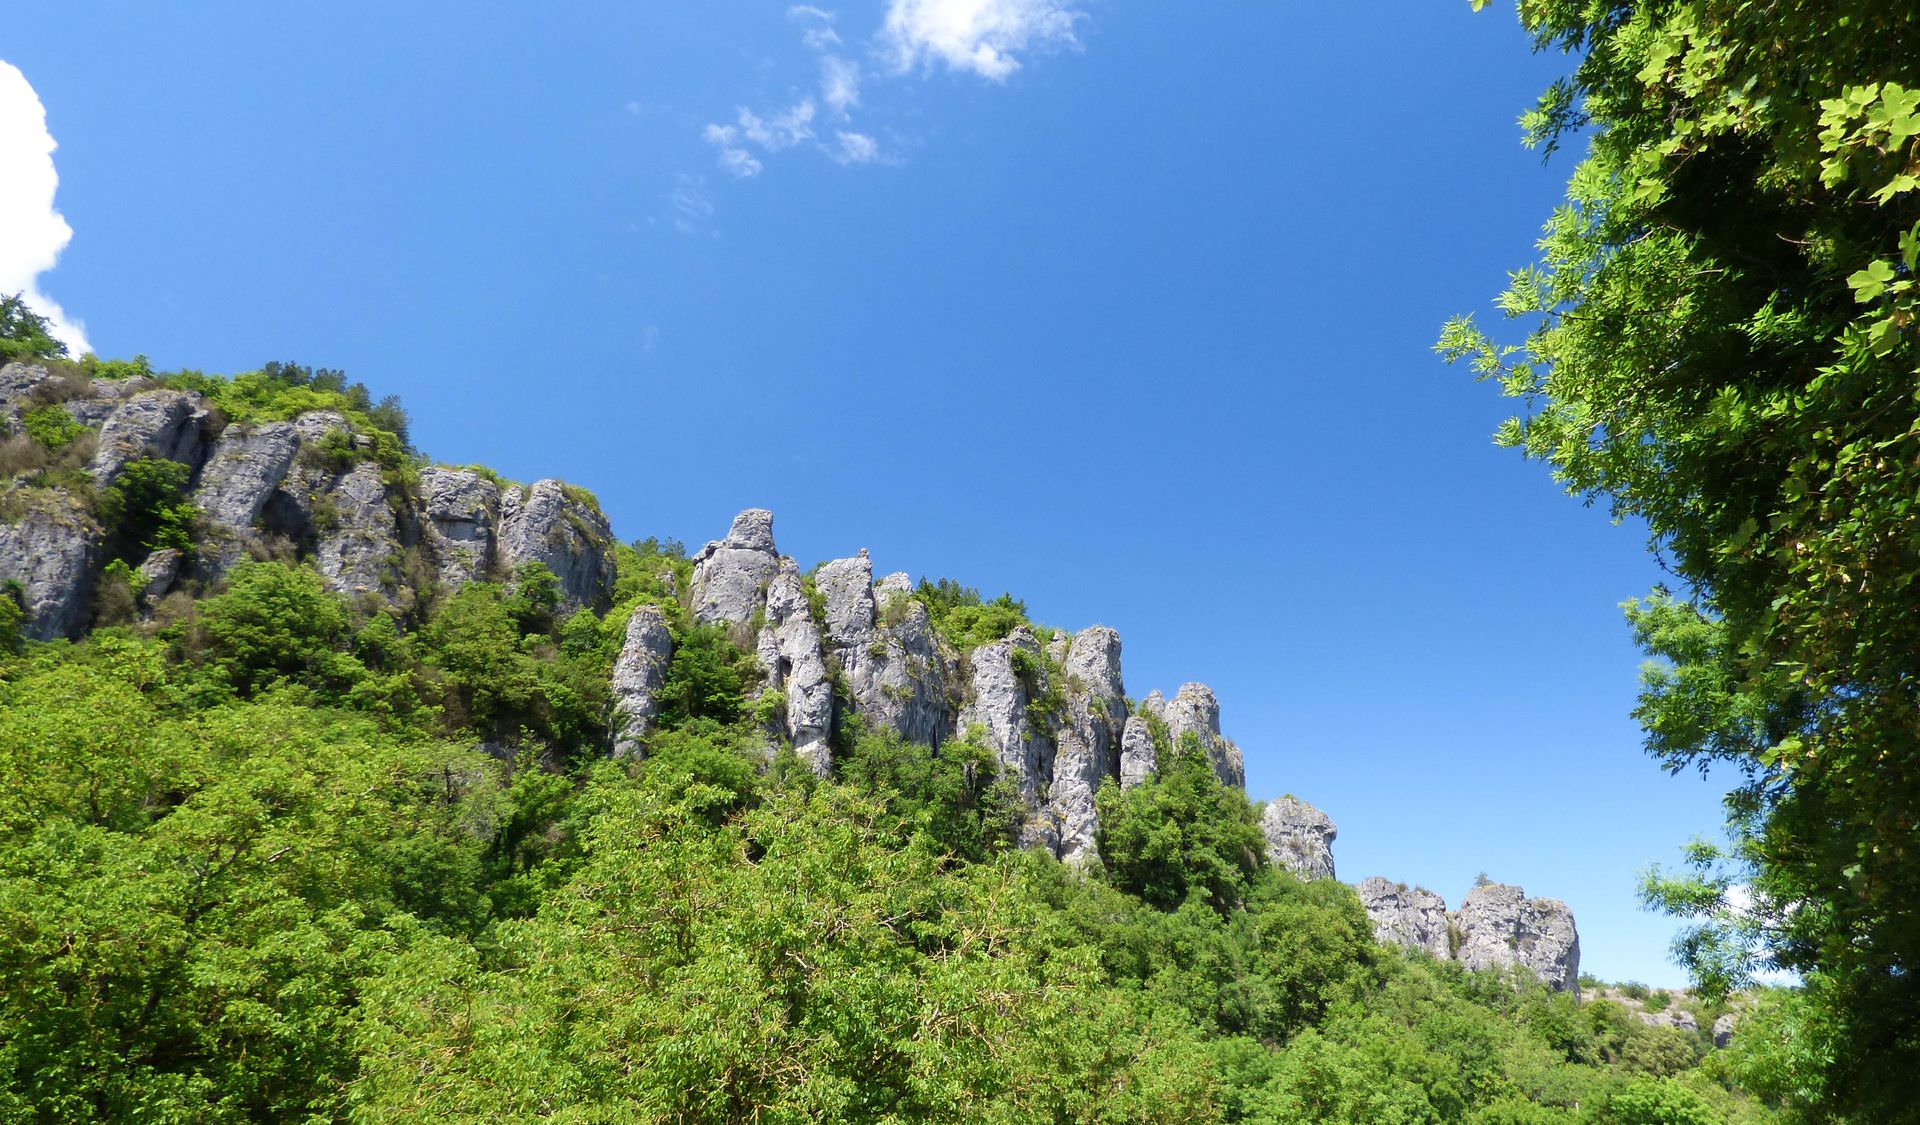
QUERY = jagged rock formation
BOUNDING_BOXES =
[0,368,1592,985]
[1356,877,1453,962]
[498,479,615,611]
[611,605,673,758]
[756,560,834,772]
[1454,882,1581,994]
[418,468,500,590]
[819,553,951,747]
[0,362,615,629]
[1261,796,1337,880]
[0,488,99,641]
[957,626,1056,849]
[690,508,778,627]
[1358,876,1582,993]
[1048,626,1127,863]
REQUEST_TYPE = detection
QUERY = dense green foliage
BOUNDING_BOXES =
[1445,1,1920,1117]
[0,547,1772,1120]
[0,294,67,364]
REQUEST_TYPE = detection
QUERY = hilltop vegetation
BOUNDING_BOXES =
[0,315,1777,1119]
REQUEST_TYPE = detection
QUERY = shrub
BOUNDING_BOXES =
[0,293,66,363]
[20,405,83,452]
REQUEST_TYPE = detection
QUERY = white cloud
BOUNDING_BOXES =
[831,131,880,165]
[691,0,1082,182]
[703,100,818,179]
[880,0,1082,80]
[820,56,861,115]
[0,61,89,355]
[670,174,716,232]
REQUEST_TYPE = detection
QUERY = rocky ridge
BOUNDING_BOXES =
[0,360,1583,991]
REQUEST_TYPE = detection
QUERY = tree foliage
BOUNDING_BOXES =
[1445,2,1920,1115]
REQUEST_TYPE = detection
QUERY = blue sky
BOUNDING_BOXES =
[3,2,1734,986]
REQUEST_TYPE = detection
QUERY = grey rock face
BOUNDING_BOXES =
[1163,682,1246,790]
[1261,795,1337,880]
[756,560,835,773]
[187,420,301,583]
[0,489,100,640]
[820,553,950,747]
[1637,1007,1699,1032]
[1357,876,1454,962]
[690,508,778,627]
[1048,626,1126,863]
[1453,882,1581,994]
[137,547,183,604]
[611,605,673,758]
[873,571,913,599]
[1118,713,1159,789]
[90,390,208,483]
[418,467,501,591]
[1712,1012,1737,1048]
[0,362,56,426]
[957,626,1053,846]
[311,460,405,601]
[498,480,615,612]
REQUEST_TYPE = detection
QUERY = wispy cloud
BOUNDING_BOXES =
[694,0,1084,181]
[880,0,1082,81]
[0,61,90,355]
[670,174,716,233]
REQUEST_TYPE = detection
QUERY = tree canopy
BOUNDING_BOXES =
[1443,2,1920,1116]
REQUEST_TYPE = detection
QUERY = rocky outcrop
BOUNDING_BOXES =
[1049,626,1127,863]
[1357,877,1454,962]
[190,420,302,579]
[1162,683,1246,789]
[498,479,614,612]
[1637,1007,1698,1033]
[611,605,673,758]
[1357,877,1582,993]
[1454,882,1581,994]
[1261,796,1337,880]
[757,560,835,773]
[0,489,101,640]
[957,626,1054,848]
[1118,713,1158,789]
[690,508,778,627]
[1712,1012,1737,1048]
[418,467,501,590]
[90,390,208,483]
[820,552,950,748]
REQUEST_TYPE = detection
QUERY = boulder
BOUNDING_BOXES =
[1357,876,1454,962]
[1261,795,1337,880]
[498,479,615,612]
[690,508,778,627]
[1712,1012,1737,1048]
[611,605,673,758]
[1454,882,1581,994]
[1048,626,1127,864]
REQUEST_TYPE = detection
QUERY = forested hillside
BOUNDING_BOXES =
[0,326,1775,1120]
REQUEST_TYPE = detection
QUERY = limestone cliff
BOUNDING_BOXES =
[0,362,1584,990]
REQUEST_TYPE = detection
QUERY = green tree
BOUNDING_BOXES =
[1443,3,1920,1112]
[1094,734,1265,914]
[0,293,67,363]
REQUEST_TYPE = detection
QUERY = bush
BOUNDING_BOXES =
[99,458,197,559]
[1095,733,1266,914]
[0,293,66,363]
[20,405,82,452]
